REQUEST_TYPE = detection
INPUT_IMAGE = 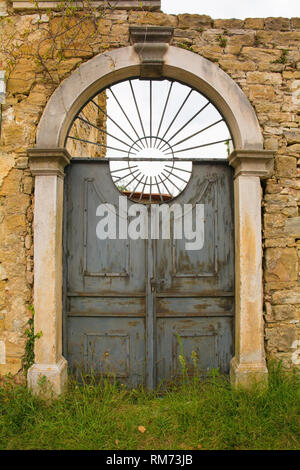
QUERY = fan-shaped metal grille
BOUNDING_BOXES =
[66,78,233,203]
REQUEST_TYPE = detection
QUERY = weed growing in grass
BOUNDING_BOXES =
[22,306,43,378]
[0,361,299,450]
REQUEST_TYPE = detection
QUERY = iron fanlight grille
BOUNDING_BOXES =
[65,78,233,203]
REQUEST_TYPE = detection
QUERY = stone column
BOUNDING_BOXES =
[229,150,274,388]
[27,148,71,395]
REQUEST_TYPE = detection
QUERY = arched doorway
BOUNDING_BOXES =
[63,77,235,387]
[27,35,274,394]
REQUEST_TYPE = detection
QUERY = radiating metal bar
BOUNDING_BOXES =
[150,80,153,148]
[161,171,181,193]
[108,86,146,148]
[129,80,147,144]
[110,165,138,174]
[131,135,173,155]
[122,172,142,191]
[67,136,134,154]
[165,138,233,155]
[164,168,189,184]
[159,101,210,150]
[129,174,144,199]
[91,98,143,151]
[77,115,133,150]
[154,176,164,202]
[157,174,172,197]
[171,118,224,149]
[138,176,149,202]
[154,81,173,147]
[113,168,139,183]
[158,88,193,149]
[165,164,192,174]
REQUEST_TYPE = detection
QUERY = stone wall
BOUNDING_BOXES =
[0,0,299,380]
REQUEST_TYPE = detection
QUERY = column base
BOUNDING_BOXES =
[27,357,68,397]
[230,356,268,389]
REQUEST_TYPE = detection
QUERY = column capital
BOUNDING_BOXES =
[229,149,275,179]
[27,148,71,178]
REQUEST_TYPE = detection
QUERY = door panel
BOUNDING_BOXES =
[67,316,146,386]
[156,317,234,383]
[156,164,234,295]
[154,163,234,383]
[66,161,147,295]
[65,160,147,386]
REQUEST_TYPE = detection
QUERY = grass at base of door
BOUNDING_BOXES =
[0,362,299,450]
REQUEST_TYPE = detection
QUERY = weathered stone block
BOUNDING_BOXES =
[244,18,264,30]
[246,71,282,85]
[129,12,178,27]
[268,31,300,46]
[241,47,281,63]
[2,123,26,148]
[0,264,8,281]
[0,0,8,16]
[264,213,286,229]
[266,326,297,352]
[291,18,300,29]
[287,144,300,153]
[5,214,26,232]
[24,234,32,250]
[0,357,22,376]
[275,156,297,177]
[264,17,290,31]
[272,290,300,305]
[265,181,283,194]
[265,248,298,282]
[219,59,256,72]
[283,71,300,79]
[26,271,33,285]
[273,305,298,321]
[265,193,297,206]
[178,14,212,29]
[285,217,300,237]
[249,85,275,101]
[214,19,244,29]
[174,29,198,41]
[255,103,281,113]
[7,60,37,95]
[282,207,299,218]
[264,137,279,151]
[22,176,33,195]
[109,10,128,23]
[264,238,295,248]
[226,32,255,47]
[15,157,29,169]
[111,24,129,36]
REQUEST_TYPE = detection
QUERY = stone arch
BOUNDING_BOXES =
[28,44,274,394]
[36,45,263,151]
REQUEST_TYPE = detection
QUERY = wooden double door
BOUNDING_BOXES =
[63,159,234,387]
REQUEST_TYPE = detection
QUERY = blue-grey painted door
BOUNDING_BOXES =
[63,160,234,387]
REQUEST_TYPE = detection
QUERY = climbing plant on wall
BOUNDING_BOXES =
[0,0,129,85]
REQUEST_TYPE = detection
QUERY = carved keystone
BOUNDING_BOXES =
[130,26,174,79]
